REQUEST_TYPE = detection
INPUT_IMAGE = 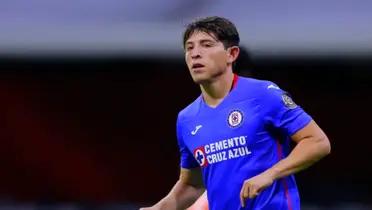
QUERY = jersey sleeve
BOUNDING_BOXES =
[176,116,200,169]
[261,82,312,136]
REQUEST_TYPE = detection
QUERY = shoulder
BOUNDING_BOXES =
[237,76,281,98]
[177,95,202,123]
[237,76,290,112]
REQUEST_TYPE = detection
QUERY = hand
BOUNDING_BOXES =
[239,172,274,207]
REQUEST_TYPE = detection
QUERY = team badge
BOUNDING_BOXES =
[282,93,297,109]
[227,110,244,128]
[194,147,208,167]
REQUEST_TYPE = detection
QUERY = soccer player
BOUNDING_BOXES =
[140,16,331,210]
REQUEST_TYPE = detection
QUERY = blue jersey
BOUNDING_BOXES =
[176,76,312,210]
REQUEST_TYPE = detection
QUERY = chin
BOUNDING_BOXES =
[192,76,210,84]
[192,79,203,85]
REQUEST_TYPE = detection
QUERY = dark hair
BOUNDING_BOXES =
[183,16,240,49]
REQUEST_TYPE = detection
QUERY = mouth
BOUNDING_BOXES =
[192,63,205,70]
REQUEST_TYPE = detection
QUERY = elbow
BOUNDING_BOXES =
[319,135,331,157]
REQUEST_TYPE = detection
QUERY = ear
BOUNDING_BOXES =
[227,46,240,64]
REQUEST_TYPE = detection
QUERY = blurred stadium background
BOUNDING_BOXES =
[0,0,371,209]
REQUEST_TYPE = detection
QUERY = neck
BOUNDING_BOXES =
[200,70,235,107]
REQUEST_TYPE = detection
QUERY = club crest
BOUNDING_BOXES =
[227,110,243,128]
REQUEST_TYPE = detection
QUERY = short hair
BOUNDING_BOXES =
[183,16,240,49]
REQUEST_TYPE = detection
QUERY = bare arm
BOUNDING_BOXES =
[141,167,205,210]
[240,120,331,207]
[265,120,331,179]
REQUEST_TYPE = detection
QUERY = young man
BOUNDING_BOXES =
[141,16,331,210]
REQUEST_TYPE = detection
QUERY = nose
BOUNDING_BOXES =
[190,47,202,59]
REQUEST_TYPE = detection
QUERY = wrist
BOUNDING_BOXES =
[265,167,281,181]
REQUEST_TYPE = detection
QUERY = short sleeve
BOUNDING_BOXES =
[261,82,312,136]
[176,116,200,169]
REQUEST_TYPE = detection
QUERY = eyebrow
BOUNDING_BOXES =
[185,39,217,45]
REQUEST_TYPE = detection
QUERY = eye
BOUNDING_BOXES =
[203,42,213,48]
[186,45,193,51]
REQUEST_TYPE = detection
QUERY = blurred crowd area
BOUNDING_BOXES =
[0,57,371,210]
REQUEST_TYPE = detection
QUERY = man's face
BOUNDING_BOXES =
[184,31,230,84]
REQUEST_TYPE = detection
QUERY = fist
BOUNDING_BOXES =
[239,172,274,207]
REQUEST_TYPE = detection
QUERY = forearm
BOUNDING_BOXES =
[265,135,331,180]
[154,179,205,210]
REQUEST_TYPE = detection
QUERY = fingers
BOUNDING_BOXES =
[240,181,261,207]
[239,182,249,207]
[250,188,260,198]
